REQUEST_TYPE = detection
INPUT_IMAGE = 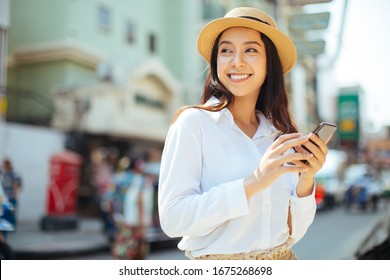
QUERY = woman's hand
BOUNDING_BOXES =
[244,133,313,199]
[293,133,329,197]
[293,133,328,178]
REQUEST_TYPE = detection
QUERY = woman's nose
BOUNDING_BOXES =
[231,52,245,67]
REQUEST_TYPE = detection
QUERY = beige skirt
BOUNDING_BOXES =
[185,238,298,260]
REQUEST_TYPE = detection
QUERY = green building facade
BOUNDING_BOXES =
[6,0,211,124]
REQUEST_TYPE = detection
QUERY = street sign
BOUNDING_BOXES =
[0,94,6,120]
[294,40,325,56]
[337,88,361,142]
[288,0,332,6]
[289,12,331,32]
[0,94,5,111]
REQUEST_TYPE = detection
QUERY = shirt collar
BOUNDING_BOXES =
[204,97,279,138]
[255,113,279,138]
[204,97,225,123]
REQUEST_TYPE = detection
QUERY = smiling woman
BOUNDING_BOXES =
[158,7,330,260]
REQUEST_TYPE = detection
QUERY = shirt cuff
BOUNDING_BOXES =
[225,178,250,218]
[291,184,316,212]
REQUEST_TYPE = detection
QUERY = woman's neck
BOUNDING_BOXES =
[229,97,259,137]
[229,97,258,124]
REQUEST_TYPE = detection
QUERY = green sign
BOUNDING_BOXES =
[337,91,359,141]
[288,0,332,5]
[294,40,326,56]
[289,12,331,32]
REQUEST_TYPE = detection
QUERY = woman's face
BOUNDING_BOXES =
[217,27,267,100]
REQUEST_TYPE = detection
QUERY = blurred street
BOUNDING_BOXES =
[2,0,390,263]
[11,201,386,260]
[294,203,390,260]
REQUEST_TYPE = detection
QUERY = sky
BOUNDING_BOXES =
[321,0,390,131]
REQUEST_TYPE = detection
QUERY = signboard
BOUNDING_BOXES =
[0,94,6,117]
[289,12,331,32]
[337,90,360,141]
[294,40,325,56]
[288,0,332,5]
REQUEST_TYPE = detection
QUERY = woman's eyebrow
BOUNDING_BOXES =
[219,40,233,46]
[219,40,262,46]
[243,41,262,46]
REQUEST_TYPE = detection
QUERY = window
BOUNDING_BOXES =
[148,33,156,54]
[98,5,110,33]
[125,21,135,43]
[135,93,165,110]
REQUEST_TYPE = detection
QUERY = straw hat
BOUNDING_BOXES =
[197,7,297,74]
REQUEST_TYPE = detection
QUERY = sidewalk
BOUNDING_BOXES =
[7,217,111,259]
[354,206,390,259]
[6,209,390,260]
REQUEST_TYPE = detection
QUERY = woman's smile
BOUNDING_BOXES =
[228,73,252,81]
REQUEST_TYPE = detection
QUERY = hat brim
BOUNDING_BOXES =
[197,17,297,74]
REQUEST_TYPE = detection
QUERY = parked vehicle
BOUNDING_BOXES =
[0,183,16,259]
[343,163,383,212]
[314,149,348,210]
[381,170,390,199]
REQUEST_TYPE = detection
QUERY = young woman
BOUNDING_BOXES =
[158,7,328,260]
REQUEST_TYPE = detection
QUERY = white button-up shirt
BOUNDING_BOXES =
[158,101,316,257]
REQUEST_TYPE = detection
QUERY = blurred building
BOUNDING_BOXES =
[6,0,338,143]
[5,1,283,152]
[4,0,344,218]
[6,0,196,132]
[3,0,199,216]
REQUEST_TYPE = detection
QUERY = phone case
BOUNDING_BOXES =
[299,122,337,164]
[313,122,337,143]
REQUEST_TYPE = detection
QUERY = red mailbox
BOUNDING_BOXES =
[41,150,82,231]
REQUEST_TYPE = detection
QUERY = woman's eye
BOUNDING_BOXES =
[220,48,232,53]
[246,48,257,53]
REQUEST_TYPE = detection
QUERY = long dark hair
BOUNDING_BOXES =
[173,31,298,134]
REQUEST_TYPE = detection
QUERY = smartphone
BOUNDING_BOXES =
[300,122,337,164]
[312,122,337,144]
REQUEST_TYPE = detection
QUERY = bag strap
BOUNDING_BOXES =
[287,202,292,236]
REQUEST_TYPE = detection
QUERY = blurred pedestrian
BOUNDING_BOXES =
[111,158,152,260]
[158,7,329,260]
[107,156,133,217]
[0,158,22,228]
[90,147,115,237]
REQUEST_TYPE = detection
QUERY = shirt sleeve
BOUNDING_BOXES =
[289,174,317,243]
[158,110,249,238]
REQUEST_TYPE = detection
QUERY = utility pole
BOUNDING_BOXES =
[0,0,9,160]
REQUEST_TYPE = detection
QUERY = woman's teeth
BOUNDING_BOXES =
[230,74,250,80]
